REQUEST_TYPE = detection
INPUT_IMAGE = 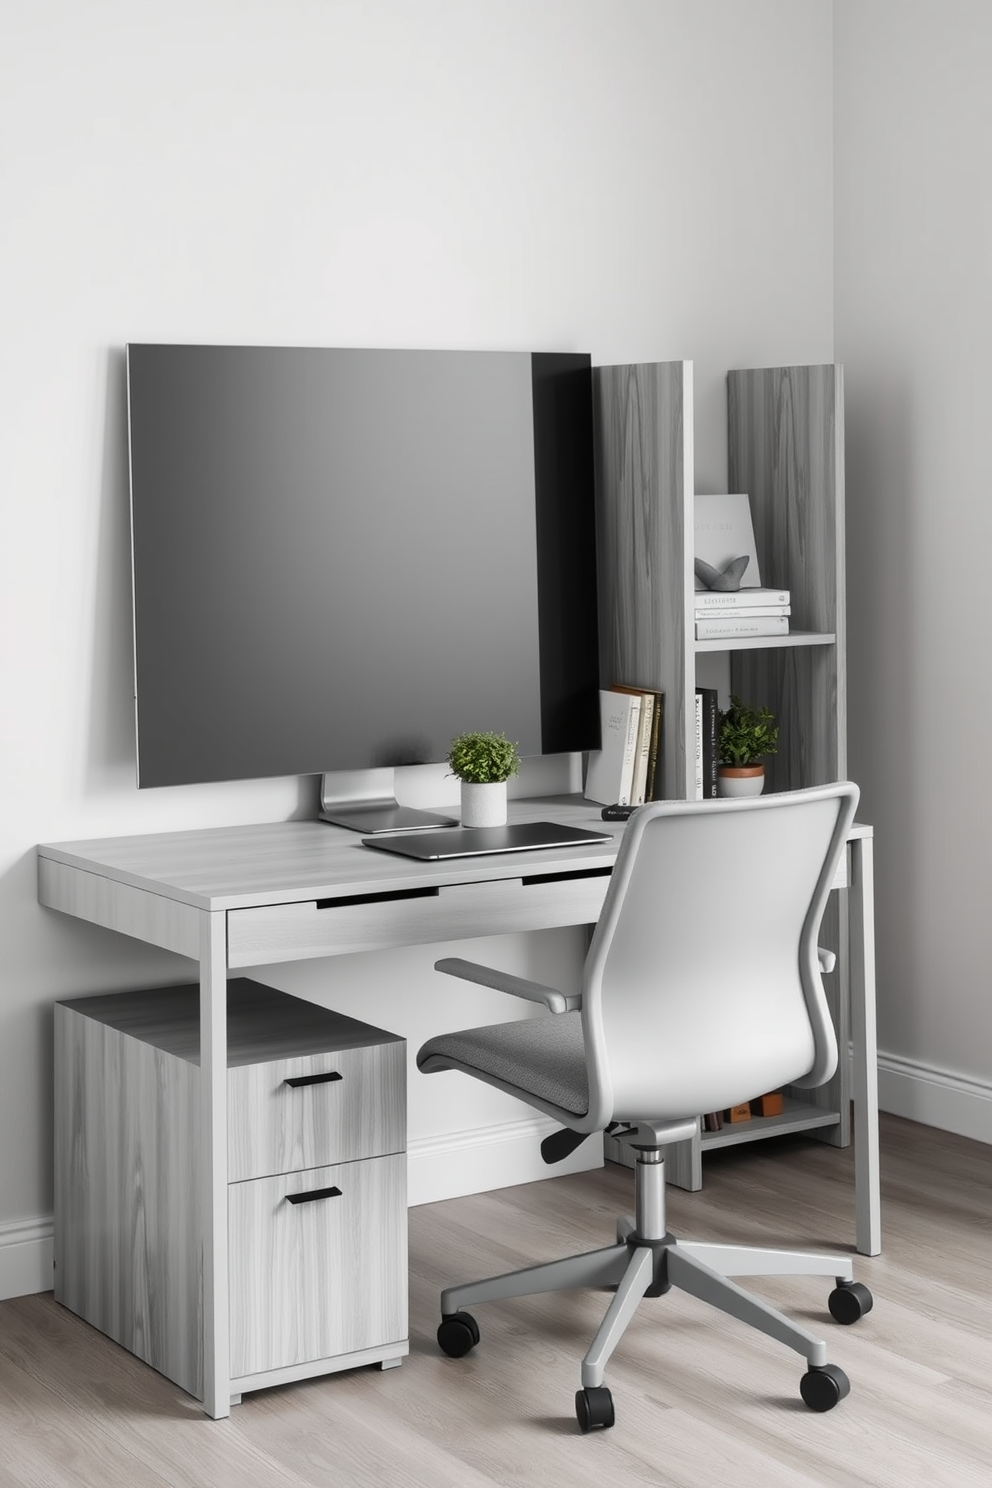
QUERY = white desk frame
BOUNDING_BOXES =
[38,796,878,1419]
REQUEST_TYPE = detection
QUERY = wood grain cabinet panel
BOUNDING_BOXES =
[229,1155,407,1378]
[54,978,407,1402]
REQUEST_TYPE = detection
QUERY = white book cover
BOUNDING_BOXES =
[694,494,762,590]
[585,690,642,805]
[694,586,790,611]
[696,614,790,640]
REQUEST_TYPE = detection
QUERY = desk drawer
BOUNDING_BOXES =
[229,1038,405,1183]
[227,870,612,966]
[229,1153,408,1380]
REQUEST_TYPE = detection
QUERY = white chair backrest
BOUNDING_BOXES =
[580,783,859,1128]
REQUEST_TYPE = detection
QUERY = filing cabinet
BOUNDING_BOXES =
[54,978,407,1401]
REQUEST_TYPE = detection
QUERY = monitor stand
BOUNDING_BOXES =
[319,769,458,835]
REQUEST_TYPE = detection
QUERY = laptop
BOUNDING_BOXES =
[362,820,613,861]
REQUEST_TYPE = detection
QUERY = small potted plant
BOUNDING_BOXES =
[447,730,521,827]
[717,695,779,797]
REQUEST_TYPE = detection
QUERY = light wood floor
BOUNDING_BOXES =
[2,1112,990,1487]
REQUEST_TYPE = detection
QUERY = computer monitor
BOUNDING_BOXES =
[126,344,600,814]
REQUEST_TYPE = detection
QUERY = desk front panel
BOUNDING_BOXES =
[226,869,613,966]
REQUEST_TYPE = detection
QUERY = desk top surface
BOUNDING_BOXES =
[38,795,871,914]
[38,795,624,911]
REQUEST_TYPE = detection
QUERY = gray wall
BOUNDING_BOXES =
[835,0,992,1139]
[1,0,838,1294]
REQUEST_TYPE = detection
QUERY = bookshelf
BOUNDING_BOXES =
[593,361,848,1189]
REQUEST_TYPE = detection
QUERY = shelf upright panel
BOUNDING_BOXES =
[592,361,695,803]
[728,364,849,1149]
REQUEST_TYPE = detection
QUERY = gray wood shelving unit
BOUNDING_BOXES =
[593,361,848,1190]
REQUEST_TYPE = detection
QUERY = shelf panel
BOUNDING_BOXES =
[701,1099,840,1149]
[694,629,836,654]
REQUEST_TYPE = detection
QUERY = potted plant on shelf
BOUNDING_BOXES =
[717,695,779,797]
[447,730,521,827]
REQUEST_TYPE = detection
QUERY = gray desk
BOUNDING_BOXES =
[38,795,878,1418]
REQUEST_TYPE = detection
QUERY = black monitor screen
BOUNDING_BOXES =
[126,345,600,788]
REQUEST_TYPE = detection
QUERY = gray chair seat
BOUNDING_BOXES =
[418,1011,588,1117]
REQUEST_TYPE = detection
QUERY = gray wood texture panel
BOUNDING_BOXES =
[228,1153,408,1378]
[727,364,848,1150]
[38,857,201,959]
[229,1040,406,1182]
[38,797,622,913]
[727,364,846,795]
[58,979,404,1067]
[54,1003,204,1398]
[592,361,694,802]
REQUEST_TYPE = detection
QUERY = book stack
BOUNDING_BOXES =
[584,685,664,806]
[694,586,791,641]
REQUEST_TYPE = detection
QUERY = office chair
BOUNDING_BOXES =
[417,784,872,1432]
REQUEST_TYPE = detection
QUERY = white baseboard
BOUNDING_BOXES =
[0,1216,53,1302]
[407,1114,602,1208]
[0,1119,600,1301]
[878,1050,992,1145]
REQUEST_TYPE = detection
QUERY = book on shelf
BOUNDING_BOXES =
[695,687,718,799]
[694,586,790,612]
[693,691,703,800]
[584,689,642,806]
[695,603,790,620]
[696,614,790,641]
[702,1111,724,1132]
[609,684,664,803]
[694,494,762,591]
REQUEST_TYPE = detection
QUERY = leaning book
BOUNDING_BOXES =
[584,689,642,805]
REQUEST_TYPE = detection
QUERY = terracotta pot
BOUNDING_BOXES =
[717,764,765,798]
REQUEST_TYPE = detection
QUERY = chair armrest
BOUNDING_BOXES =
[817,946,837,974]
[434,957,580,1013]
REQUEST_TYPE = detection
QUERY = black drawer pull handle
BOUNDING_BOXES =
[284,1071,343,1089]
[286,1185,342,1206]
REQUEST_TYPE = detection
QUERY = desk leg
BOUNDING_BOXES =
[200,913,231,1418]
[848,836,881,1256]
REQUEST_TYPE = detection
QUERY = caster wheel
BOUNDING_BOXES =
[829,1280,874,1325]
[575,1385,615,1433]
[800,1363,850,1412]
[437,1312,480,1358]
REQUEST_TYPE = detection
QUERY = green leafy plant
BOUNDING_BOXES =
[446,730,521,784]
[718,695,779,766]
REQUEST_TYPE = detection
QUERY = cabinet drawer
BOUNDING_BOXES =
[229,1154,407,1380]
[229,1038,405,1182]
[227,870,613,966]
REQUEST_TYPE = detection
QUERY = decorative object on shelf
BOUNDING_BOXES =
[717,694,779,797]
[447,730,520,828]
[693,555,750,591]
[753,1091,785,1117]
[693,494,762,591]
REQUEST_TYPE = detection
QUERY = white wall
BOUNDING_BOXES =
[0,0,835,1295]
[835,0,992,1140]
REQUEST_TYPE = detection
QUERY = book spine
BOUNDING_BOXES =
[696,688,718,798]
[693,692,703,801]
[695,615,790,640]
[645,692,663,801]
[629,692,653,805]
[693,588,790,611]
[618,696,641,805]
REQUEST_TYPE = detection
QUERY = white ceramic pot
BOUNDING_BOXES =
[717,764,765,798]
[460,779,508,827]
